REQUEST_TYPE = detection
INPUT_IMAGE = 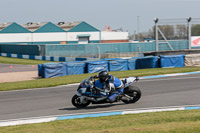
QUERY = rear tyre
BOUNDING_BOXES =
[71,95,90,108]
[122,85,141,104]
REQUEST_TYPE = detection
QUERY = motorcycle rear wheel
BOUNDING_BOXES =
[122,85,141,104]
[71,95,91,108]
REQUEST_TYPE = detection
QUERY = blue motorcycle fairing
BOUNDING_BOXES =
[94,80,105,89]
[111,76,123,88]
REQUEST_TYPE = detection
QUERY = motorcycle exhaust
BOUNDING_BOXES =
[86,96,107,102]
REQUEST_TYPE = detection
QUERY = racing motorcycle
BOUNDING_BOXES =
[71,76,141,108]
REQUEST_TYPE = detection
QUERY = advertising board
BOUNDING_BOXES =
[191,36,200,47]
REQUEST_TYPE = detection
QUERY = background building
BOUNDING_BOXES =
[0,21,129,45]
[0,22,32,44]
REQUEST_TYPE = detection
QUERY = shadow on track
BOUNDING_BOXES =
[59,103,125,111]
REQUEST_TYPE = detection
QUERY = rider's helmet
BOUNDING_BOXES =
[98,71,110,83]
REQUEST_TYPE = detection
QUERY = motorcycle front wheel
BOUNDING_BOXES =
[71,95,91,108]
[122,85,141,104]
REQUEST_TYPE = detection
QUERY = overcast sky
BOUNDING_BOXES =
[1,0,200,34]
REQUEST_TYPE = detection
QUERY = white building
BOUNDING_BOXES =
[0,21,129,44]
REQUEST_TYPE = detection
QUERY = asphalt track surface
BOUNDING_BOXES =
[0,63,37,73]
[0,73,200,121]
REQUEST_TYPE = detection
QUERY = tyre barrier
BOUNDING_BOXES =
[38,55,187,78]
[1,52,200,78]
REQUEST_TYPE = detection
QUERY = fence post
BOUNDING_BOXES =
[187,17,192,50]
[154,18,159,51]
[97,46,101,59]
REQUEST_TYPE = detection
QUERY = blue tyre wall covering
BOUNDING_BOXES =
[160,55,185,68]
[63,61,85,75]
[102,58,122,61]
[86,61,108,73]
[136,56,159,69]
[109,60,128,71]
[42,63,65,78]
[37,54,186,78]
[38,64,43,77]
[128,58,137,70]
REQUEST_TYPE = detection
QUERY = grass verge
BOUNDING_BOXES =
[1,109,200,133]
[0,67,200,91]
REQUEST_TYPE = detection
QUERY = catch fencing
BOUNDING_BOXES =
[42,41,188,58]
[154,17,200,51]
[0,40,195,58]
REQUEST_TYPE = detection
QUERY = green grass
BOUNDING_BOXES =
[1,109,200,133]
[0,56,55,65]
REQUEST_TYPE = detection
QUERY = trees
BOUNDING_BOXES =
[191,24,200,36]
[175,25,187,39]
[158,25,174,40]
[130,24,200,41]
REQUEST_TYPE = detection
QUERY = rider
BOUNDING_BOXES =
[91,71,124,102]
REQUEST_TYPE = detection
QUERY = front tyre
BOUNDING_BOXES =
[122,85,141,104]
[71,95,90,108]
